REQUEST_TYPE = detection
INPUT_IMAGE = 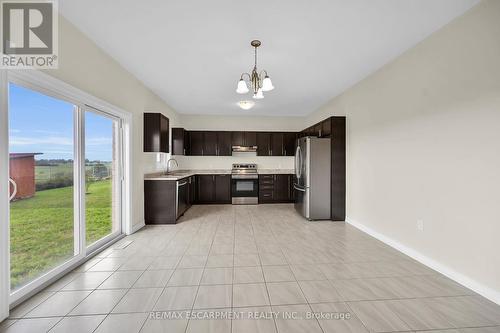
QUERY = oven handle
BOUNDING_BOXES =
[231,175,258,179]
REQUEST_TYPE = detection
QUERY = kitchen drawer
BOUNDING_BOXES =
[259,180,274,185]
[259,175,274,181]
[259,190,274,203]
[259,184,274,190]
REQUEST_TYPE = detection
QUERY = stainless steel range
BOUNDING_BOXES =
[231,163,258,205]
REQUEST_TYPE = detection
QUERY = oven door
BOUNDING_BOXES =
[231,176,258,204]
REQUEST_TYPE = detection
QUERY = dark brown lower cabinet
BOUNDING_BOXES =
[197,175,214,203]
[274,174,290,202]
[215,175,231,203]
[196,174,231,204]
[259,174,294,203]
[144,180,177,224]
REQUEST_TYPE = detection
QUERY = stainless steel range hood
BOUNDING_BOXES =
[232,145,257,153]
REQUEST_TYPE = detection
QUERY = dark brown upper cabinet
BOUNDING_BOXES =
[245,132,257,146]
[217,132,232,156]
[232,131,257,147]
[176,130,298,156]
[203,131,217,156]
[144,113,169,153]
[257,132,271,156]
[232,131,245,146]
[189,131,204,156]
[283,132,297,156]
[270,132,284,156]
[321,118,331,137]
[314,123,322,137]
[172,127,190,155]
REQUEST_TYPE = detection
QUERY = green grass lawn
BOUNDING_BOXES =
[10,180,112,290]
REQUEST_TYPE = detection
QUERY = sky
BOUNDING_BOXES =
[9,83,114,161]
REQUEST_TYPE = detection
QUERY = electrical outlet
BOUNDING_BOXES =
[417,219,424,232]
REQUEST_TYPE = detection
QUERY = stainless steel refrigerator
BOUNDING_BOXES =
[293,136,331,220]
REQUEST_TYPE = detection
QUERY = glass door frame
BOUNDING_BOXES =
[1,70,132,308]
[82,105,123,254]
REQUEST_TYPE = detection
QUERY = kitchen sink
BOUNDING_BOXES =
[163,171,190,176]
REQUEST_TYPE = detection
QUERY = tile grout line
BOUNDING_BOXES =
[183,205,223,333]
[93,220,188,333]
[249,206,281,333]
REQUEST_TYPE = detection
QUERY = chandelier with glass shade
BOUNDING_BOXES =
[236,40,274,100]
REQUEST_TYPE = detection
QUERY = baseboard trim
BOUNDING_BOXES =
[129,221,145,235]
[346,217,500,306]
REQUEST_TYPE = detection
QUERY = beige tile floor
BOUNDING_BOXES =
[3,204,500,333]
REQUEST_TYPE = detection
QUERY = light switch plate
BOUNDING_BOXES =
[417,219,424,231]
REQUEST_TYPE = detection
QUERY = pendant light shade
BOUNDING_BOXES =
[261,76,274,92]
[236,79,249,94]
[253,88,264,99]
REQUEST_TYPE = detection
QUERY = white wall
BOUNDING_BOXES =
[45,16,181,229]
[307,0,500,303]
[177,114,305,170]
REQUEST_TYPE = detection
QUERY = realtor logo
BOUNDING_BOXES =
[1,0,58,68]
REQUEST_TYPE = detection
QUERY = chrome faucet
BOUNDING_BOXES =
[166,158,179,173]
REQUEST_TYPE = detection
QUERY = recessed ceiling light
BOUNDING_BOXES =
[238,100,255,110]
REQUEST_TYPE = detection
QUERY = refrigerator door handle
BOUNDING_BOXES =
[293,184,306,192]
[295,146,302,179]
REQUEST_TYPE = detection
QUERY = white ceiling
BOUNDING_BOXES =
[60,0,478,117]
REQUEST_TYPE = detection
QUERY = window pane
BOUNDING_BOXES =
[85,111,120,246]
[9,83,76,291]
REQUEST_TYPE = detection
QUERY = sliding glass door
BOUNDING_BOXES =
[7,80,123,302]
[8,82,80,293]
[84,109,122,249]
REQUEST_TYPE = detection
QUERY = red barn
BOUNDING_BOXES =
[9,153,42,200]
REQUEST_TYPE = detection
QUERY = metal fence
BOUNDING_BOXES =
[35,163,112,190]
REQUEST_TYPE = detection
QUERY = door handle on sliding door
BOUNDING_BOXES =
[9,178,17,201]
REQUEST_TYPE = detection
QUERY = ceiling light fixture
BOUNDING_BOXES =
[238,100,255,110]
[236,40,274,100]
